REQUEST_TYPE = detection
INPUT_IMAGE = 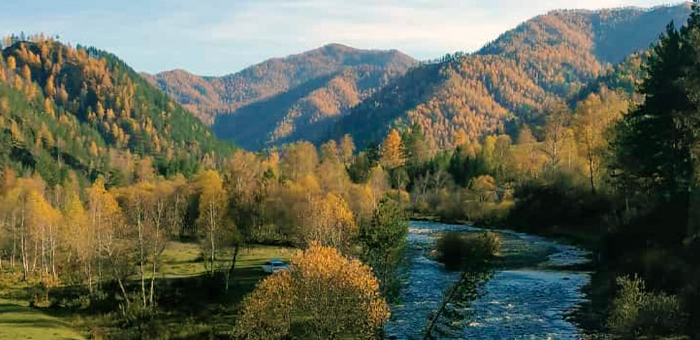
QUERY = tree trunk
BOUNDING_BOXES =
[20,211,27,280]
[423,271,469,340]
[137,207,146,308]
[149,204,162,308]
[209,203,216,277]
[87,263,93,295]
[51,231,56,279]
[115,270,130,308]
[32,236,38,272]
[11,215,16,269]
[588,153,596,195]
[41,227,46,275]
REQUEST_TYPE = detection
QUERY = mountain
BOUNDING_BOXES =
[0,38,228,186]
[328,3,692,149]
[149,44,417,149]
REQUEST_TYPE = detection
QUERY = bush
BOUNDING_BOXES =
[608,275,686,338]
[435,231,500,270]
[507,180,613,233]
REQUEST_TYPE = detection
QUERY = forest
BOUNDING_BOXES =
[1,2,700,340]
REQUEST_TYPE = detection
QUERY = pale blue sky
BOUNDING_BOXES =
[0,0,679,76]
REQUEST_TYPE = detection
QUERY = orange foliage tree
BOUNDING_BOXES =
[235,243,390,339]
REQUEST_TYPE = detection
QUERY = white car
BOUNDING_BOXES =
[262,259,289,273]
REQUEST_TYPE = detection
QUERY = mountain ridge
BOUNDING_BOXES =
[148,44,416,125]
[328,3,692,149]
[0,38,227,185]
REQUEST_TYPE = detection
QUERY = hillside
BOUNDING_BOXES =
[329,3,691,149]
[149,44,416,149]
[0,38,228,185]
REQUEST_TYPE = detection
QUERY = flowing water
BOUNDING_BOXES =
[385,221,592,339]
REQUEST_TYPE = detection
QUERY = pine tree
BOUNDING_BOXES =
[614,4,700,235]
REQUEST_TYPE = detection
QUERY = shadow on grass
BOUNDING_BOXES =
[26,265,275,339]
[0,300,83,340]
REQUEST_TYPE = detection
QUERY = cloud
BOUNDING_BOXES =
[0,0,680,75]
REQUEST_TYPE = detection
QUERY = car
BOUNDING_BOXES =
[262,259,289,273]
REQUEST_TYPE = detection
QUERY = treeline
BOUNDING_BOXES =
[0,130,410,329]
[341,86,627,227]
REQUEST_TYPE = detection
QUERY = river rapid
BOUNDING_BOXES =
[385,221,592,340]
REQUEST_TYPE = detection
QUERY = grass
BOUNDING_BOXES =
[158,241,294,278]
[149,242,297,338]
[0,298,84,340]
[0,242,295,339]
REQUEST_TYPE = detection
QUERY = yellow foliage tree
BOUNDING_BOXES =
[21,64,31,81]
[235,243,390,339]
[85,178,122,292]
[380,128,405,169]
[340,134,355,165]
[63,191,94,291]
[302,193,357,250]
[195,170,229,276]
[7,55,16,69]
[42,98,55,117]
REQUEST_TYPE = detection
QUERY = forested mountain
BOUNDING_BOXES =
[148,44,416,149]
[0,37,228,186]
[329,3,691,149]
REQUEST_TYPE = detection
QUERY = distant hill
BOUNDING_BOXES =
[329,3,691,149]
[0,38,227,185]
[148,44,417,149]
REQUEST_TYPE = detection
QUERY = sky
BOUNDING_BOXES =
[0,0,681,76]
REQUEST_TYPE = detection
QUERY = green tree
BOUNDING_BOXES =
[358,198,408,297]
[613,15,700,234]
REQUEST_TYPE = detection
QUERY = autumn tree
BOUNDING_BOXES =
[339,134,355,166]
[63,191,94,291]
[574,89,626,193]
[234,243,390,339]
[380,128,405,169]
[301,193,357,252]
[511,125,545,182]
[85,178,123,295]
[317,142,350,194]
[223,151,264,286]
[195,170,232,277]
[280,142,318,181]
[7,55,16,69]
[542,100,572,172]
[114,180,177,309]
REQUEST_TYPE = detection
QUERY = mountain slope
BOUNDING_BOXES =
[0,38,227,185]
[330,3,691,149]
[150,44,417,149]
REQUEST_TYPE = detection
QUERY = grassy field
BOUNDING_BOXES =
[0,242,295,339]
[159,241,294,278]
[0,298,84,340]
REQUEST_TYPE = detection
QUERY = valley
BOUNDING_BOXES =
[1,2,700,339]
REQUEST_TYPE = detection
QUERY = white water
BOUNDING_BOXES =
[385,221,592,339]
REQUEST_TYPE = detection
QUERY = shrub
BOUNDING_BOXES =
[234,243,390,339]
[608,275,686,338]
[435,231,500,270]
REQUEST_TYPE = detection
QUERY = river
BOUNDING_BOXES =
[385,221,592,339]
